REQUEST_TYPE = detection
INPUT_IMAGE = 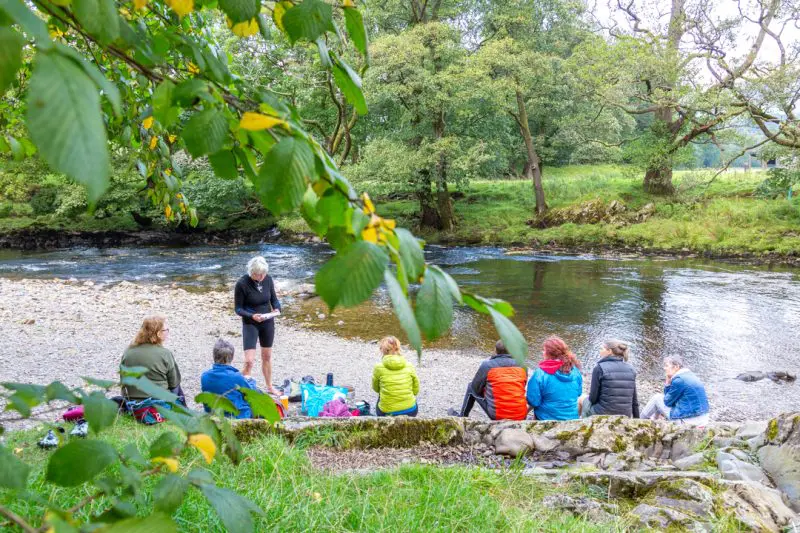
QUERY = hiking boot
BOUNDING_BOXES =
[70,420,89,438]
[38,428,64,449]
[447,408,462,417]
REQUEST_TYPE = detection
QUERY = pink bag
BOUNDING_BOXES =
[63,406,85,421]
[319,399,352,418]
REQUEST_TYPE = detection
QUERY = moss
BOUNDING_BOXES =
[613,436,627,453]
[555,431,576,442]
[580,423,595,447]
[632,429,658,449]
[767,418,779,441]
[233,419,282,443]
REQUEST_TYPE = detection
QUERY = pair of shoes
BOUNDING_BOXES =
[70,420,89,438]
[447,408,461,417]
[38,427,65,449]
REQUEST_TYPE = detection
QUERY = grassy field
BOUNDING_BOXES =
[350,165,800,257]
[1,418,628,532]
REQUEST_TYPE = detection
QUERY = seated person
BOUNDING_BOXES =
[121,315,185,405]
[642,355,709,426]
[200,339,257,419]
[527,336,582,420]
[372,336,419,417]
[450,340,528,421]
[579,339,638,418]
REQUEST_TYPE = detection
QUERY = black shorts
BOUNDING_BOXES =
[242,319,275,350]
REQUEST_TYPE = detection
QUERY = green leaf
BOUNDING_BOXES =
[172,79,208,107]
[0,0,52,48]
[7,136,24,161]
[316,241,388,309]
[2,382,46,403]
[300,185,325,234]
[219,0,258,23]
[344,7,368,59]
[103,513,177,533]
[45,382,79,403]
[26,52,109,203]
[239,388,280,423]
[194,392,239,416]
[385,270,422,356]
[187,467,214,486]
[121,443,148,467]
[46,440,118,486]
[153,474,189,515]
[55,44,122,117]
[395,228,425,283]
[0,445,30,490]
[83,391,118,434]
[121,376,178,403]
[488,307,528,364]
[149,431,185,459]
[200,484,263,533]
[5,393,32,417]
[0,27,23,94]
[331,56,367,114]
[462,293,515,317]
[281,0,334,44]
[182,109,228,158]
[73,0,119,44]
[119,365,149,378]
[256,136,316,215]
[414,267,454,340]
[218,416,243,465]
[152,80,179,126]
[209,150,238,180]
[83,376,117,389]
[316,189,349,228]
[429,265,461,304]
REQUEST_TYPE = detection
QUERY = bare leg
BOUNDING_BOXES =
[242,349,256,377]
[261,347,278,394]
[577,394,588,417]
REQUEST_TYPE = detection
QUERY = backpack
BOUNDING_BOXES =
[126,398,172,425]
[300,383,348,417]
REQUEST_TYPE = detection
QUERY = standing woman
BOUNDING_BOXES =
[235,256,281,394]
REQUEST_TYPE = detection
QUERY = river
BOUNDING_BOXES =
[2,243,799,419]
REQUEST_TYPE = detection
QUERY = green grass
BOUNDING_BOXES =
[1,418,627,532]
[366,166,800,256]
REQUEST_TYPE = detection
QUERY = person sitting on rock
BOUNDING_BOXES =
[527,336,583,420]
[579,340,638,418]
[372,336,419,417]
[200,338,257,419]
[121,315,186,405]
[641,355,709,426]
[448,340,528,420]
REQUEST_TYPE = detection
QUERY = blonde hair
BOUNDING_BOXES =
[603,339,630,361]
[379,336,402,355]
[247,256,268,277]
[131,315,167,347]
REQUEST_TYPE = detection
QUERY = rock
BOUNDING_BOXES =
[713,437,735,448]
[651,478,714,518]
[577,452,603,466]
[717,451,772,485]
[673,452,706,470]
[493,429,533,457]
[758,445,800,511]
[766,371,796,383]
[336,320,344,326]
[736,420,768,440]
[317,313,326,320]
[719,481,799,532]
[630,503,694,530]
[541,494,617,523]
[22,318,35,325]
[529,433,558,452]
[736,371,766,382]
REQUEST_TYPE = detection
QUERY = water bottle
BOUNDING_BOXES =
[326,373,334,386]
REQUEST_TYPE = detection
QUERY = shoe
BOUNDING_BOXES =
[70,420,89,438]
[38,428,64,449]
[447,408,461,417]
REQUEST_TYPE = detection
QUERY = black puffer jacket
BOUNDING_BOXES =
[588,356,639,417]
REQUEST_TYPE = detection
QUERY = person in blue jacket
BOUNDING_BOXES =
[527,336,583,420]
[641,355,710,426]
[200,339,256,419]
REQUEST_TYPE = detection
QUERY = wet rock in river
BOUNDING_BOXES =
[736,371,766,382]
[766,371,796,383]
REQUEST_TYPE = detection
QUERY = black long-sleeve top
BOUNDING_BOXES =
[234,274,281,325]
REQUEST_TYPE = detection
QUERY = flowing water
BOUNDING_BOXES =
[2,243,799,417]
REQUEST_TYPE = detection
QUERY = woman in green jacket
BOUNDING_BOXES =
[372,336,420,416]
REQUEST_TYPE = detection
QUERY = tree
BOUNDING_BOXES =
[574,0,793,194]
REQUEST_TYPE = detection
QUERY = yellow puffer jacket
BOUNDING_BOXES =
[372,354,420,413]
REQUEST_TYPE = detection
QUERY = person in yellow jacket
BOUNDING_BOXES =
[372,336,420,416]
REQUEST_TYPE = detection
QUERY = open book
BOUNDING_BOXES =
[261,310,281,320]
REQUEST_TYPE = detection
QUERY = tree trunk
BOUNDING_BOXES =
[417,187,441,229]
[436,183,454,231]
[515,89,547,215]
[643,166,675,194]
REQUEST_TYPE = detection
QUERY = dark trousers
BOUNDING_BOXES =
[170,386,187,407]
[376,404,418,417]
[460,386,491,418]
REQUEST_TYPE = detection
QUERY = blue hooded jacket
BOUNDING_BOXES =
[200,364,255,419]
[526,362,583,421]
[664,369,709,420]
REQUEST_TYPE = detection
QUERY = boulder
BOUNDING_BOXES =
[758,445,800,511]
[493,429,533,457]
[736,420,768,440]
[541,494,617,523]
[736,371,766,382]
[651,478,714,518]
[766,371,796,383]
[717,451,771,485]
[672,452,706,470]
[629,503,695,530]
[719,481,799,532]
[529,433,559,453]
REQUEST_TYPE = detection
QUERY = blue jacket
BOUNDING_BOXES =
[200,364,255,419]
[664,369,709,420]
[526,366,583,421]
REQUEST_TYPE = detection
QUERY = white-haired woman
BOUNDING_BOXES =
[234,256,281,394]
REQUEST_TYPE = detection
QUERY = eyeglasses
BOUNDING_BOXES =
[161,328,170,333]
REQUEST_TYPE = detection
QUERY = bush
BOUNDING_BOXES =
[755,168,800,199]
[29,185,59,215]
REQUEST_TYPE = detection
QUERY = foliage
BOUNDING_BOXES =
[0,369,283,531]
[755,168,800,199]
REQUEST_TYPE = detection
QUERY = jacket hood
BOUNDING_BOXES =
[539,360,578,382]
[382,354,407,370]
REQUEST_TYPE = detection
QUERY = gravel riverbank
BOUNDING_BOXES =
[0,278,795,424]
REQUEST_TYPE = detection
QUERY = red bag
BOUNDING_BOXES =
[133,406,165,425]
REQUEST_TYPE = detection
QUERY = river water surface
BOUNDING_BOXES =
[2,244,799,418]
